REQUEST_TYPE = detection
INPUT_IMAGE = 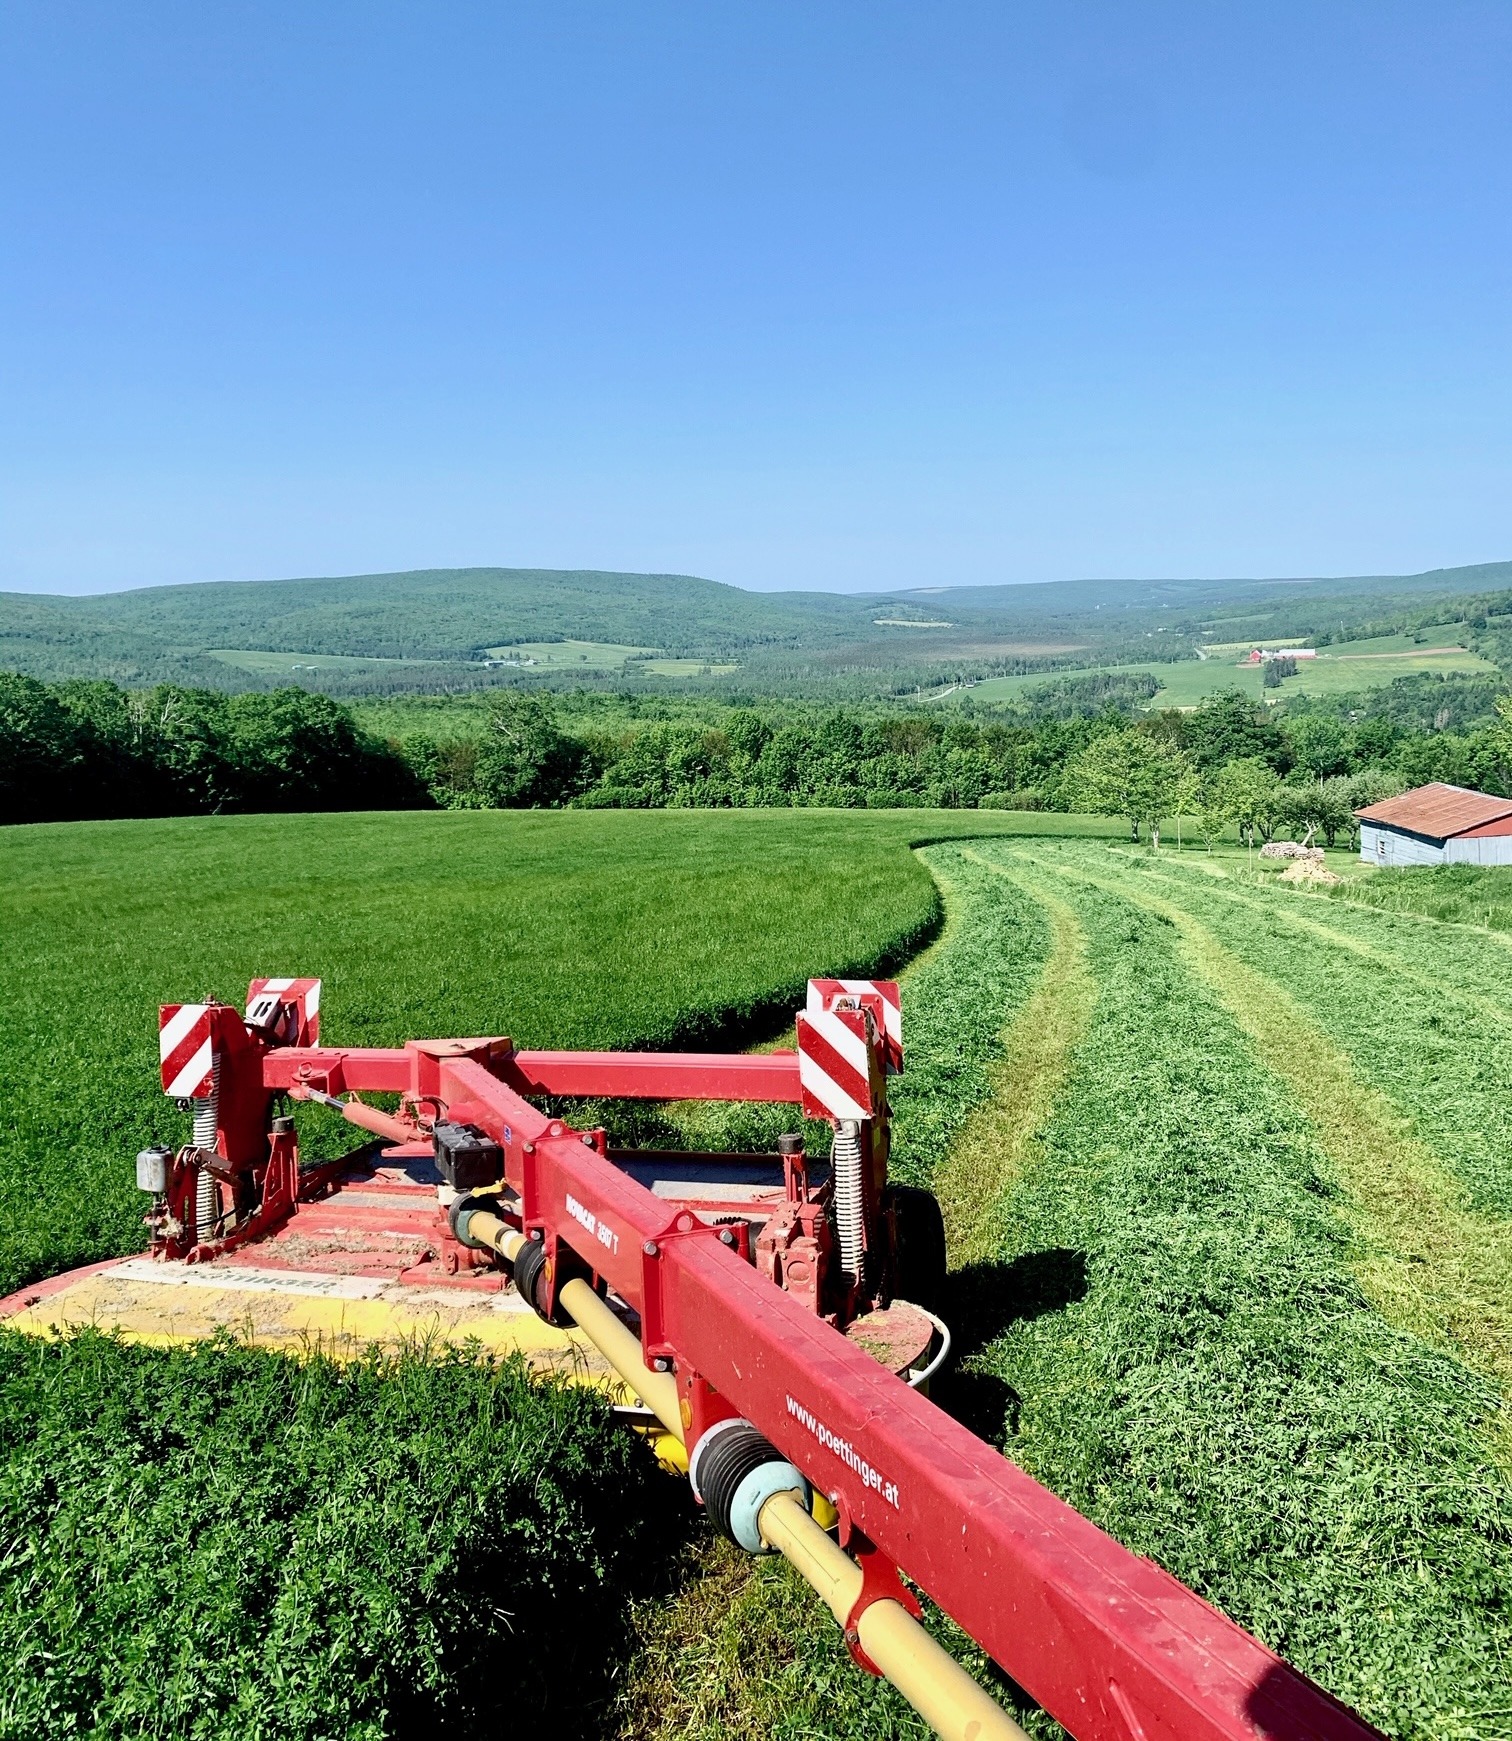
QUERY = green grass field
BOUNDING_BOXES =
[481,639,739,676]
[209,647,465,678]
[963,637,1498,711]
[1,807,1119,1299]
[0,1334,674,1739]
[5,812,1512,1739]
[1329,860,1512,932]
[209,640,740,685]
[1202,628,1477,659]
[962,659,1272,707]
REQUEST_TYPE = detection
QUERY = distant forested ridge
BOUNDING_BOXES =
[5,560,1512,700]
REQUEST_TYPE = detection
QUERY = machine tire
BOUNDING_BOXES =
[885,1184,947,1310]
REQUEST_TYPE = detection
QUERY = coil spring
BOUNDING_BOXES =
[192,1056,220,1241]
[193,1055,219,1148]
[831,1119,864,1282]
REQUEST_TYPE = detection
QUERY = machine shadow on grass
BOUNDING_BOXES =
[934,1249,1089,1444]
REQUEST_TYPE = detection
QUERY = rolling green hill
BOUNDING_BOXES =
[0,568,872,690]
[3,559,1511,698]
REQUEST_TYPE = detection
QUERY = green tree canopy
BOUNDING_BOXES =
[1065,730,1195,845]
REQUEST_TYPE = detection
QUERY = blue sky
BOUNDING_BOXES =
[2,2,1509,595]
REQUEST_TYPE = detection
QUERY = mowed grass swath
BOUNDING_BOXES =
[614,843,1512,1741]
[972,844,1512,1738]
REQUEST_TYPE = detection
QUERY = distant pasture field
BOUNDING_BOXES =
[484,639,740,676]
[209,639,740,686]
[209,647,464,680]
[963,636,1497,710]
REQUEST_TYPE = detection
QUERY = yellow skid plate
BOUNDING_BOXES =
[5,1257,616,1385]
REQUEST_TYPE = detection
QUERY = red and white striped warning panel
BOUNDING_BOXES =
[806,978,903,1074]
[245,977,322,1047]
[796,1007,878,1123]
[159,1004,215,1098]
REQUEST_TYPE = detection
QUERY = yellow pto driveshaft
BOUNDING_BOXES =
[463,1210,1025,1741]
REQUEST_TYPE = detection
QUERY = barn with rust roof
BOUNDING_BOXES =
[1355,782,1512,867]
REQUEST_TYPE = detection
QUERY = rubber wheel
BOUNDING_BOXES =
[885,1184,947,1310]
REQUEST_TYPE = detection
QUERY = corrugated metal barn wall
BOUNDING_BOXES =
[1445,836,1512,865]
[1359,824,1512,866]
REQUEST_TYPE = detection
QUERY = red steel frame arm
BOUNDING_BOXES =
[263,1047,414,1095]
[430,1055,1376,1741]
[262,1043,803,1106]
[259,1041,1377,1741]
[506,1048,803,1102]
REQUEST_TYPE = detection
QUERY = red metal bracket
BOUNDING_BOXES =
[678,1370,739,1452]
[640,1209,751,1364]
[843,1532,923,1676]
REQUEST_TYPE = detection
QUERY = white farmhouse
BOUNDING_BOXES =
[1356,782,1512,867]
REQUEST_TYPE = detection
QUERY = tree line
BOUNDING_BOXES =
[0,674,424,822]
[6,670,1512,839]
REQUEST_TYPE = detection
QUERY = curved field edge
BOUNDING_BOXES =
[0,807,1117,1298]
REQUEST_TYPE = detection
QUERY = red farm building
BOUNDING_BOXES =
[1355,782,1512,867]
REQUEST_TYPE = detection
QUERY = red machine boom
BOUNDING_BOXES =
[128,976,1380,1741]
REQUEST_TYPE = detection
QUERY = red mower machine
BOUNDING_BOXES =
[2,975,1383,1741]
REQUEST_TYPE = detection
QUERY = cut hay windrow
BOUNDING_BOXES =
[957,843,1512,1739]
[1111,849,1512,1214]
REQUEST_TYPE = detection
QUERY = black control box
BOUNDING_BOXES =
[432,1121,504,1190]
